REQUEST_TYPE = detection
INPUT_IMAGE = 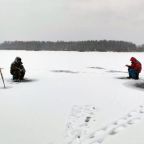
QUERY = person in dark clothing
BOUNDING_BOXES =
[125,57,142,80]
[10,57,26,81]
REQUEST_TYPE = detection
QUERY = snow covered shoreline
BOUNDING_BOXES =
[0,51,144,144]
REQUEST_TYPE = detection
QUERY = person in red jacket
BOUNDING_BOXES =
[125,57,142,79]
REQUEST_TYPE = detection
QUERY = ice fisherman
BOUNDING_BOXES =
[125,57,142,80]
[10,57,26,81]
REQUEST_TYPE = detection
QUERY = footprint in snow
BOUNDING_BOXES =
[66,104,144,144]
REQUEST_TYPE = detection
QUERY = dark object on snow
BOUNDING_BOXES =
[116,76,133,80]
[10,57,26,81]
[85,116,91,122]
[0,68,6,88]
[125,57,142,80]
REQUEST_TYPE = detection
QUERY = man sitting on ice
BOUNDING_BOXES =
[10,57,26,81]
[125,57,142,80]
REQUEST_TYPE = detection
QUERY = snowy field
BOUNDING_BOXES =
[1,51,144,144]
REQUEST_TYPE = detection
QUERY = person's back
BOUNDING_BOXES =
[10,57,26,81]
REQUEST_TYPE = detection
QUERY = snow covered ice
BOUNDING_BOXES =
[1,51,144,144]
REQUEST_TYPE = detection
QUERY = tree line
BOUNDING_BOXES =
[0,40,143,52]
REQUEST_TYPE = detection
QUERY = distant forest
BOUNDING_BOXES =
[0,40,144,52]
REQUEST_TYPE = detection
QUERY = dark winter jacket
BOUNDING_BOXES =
[10,58,25,75]
[129,57,142,73]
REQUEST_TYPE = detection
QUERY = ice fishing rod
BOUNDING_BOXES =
[0,68,6,88]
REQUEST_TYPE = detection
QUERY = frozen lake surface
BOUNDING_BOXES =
[0,51,144,144]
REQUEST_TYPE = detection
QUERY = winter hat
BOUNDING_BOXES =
[130,57,137,62]
[15,57,22,64]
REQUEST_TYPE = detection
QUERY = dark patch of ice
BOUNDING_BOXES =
[107,70,127,73]
[51,70,79,74]
[88,67,106,70]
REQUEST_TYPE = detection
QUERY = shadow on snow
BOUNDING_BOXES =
[0,86,13,89]
[116,76,144,90]
[125,81,144,90]
[6,78,38,84]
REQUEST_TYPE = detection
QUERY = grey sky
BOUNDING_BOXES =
[0,0,144,44]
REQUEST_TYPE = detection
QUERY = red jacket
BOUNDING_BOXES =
[130,57,142,73]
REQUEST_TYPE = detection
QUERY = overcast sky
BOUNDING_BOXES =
[0,0,144,44]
